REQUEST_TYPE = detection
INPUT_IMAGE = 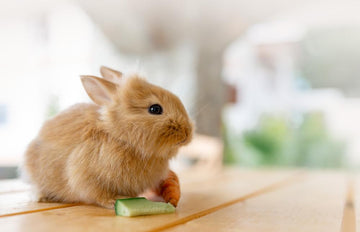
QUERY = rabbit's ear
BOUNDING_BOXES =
[100,66,123,84]
[80,75,117,105]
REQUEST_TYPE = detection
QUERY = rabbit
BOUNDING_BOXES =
[24,66,193,208]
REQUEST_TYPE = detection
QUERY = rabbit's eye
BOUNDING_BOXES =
[148,104,163,115]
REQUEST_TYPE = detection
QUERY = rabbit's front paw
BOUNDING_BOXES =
[97,198,116,209]
[98,195,128,209]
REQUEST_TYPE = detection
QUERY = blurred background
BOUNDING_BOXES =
[0,0,360,178]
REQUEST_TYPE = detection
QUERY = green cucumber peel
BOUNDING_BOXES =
[115,197,176,217]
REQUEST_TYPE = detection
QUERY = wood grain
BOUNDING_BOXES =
[164,173,348,232]
[0,191,78,217]
[0,170,297,232]
[341,176,355,232]
[354,175,360,232]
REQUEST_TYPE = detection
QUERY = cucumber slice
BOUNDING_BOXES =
[115,197,176,217]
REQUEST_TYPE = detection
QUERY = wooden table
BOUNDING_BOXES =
[0,168,356,231]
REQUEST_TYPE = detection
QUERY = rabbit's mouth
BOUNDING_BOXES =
[176,124,193,146]
[176,138,188,145]
[163,119,193,146]
[176,132,191,146]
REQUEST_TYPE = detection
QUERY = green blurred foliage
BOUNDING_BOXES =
[224,112,346,168]
[46,95,60,119]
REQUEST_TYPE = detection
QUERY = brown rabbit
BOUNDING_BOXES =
[24,66,193,208]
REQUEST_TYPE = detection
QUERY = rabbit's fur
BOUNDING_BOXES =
[24,67,193,208]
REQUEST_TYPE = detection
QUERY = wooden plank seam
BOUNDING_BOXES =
[340,177,356,232]
[0,204,81,218]
[145,172,304,232]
